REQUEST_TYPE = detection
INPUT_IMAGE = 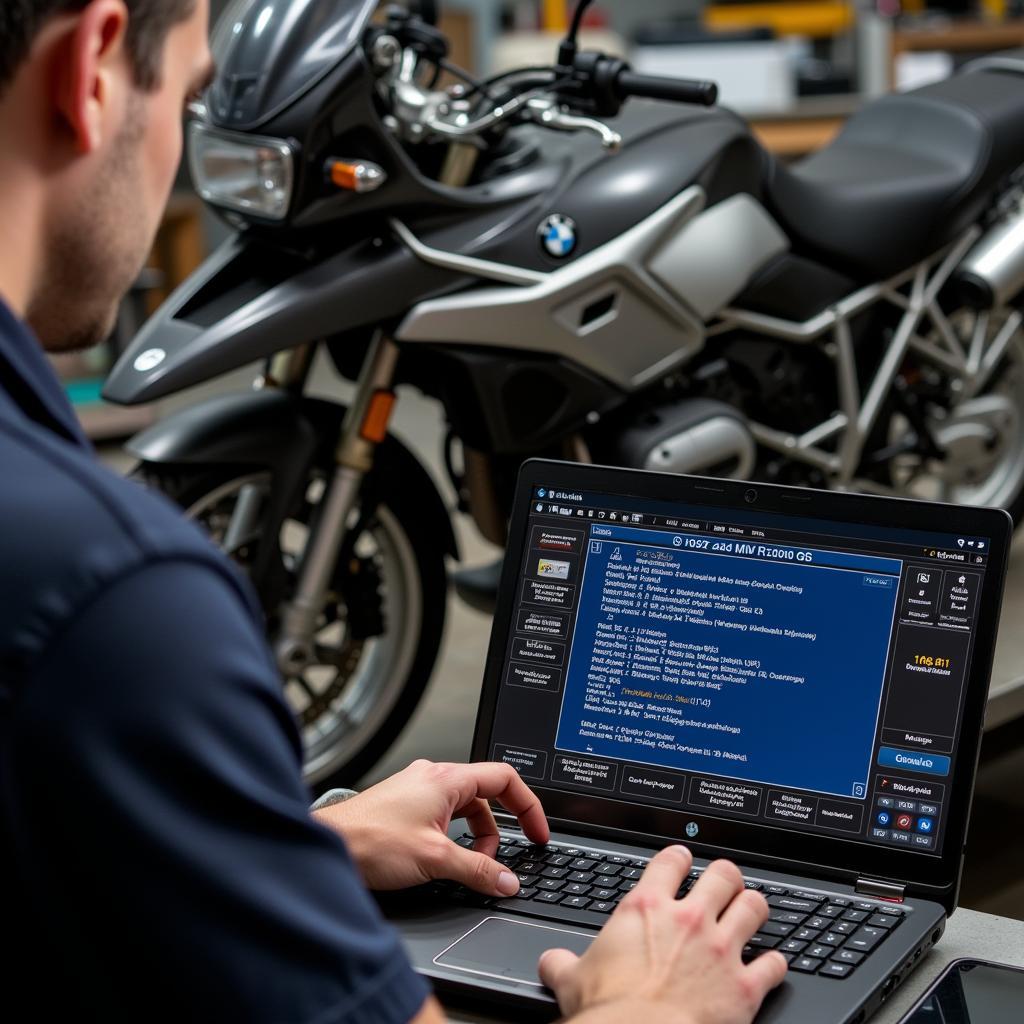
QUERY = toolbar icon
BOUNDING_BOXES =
[957,539,965,548]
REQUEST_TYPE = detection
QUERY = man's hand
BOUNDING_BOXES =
[313,759,549,896]
[541,846,788,1024]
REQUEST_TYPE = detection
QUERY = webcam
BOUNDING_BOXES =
[744,488,758,504]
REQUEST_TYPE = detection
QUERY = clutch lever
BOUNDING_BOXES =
[525,97,622,151]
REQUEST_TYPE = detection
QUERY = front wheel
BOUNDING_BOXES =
[134,461,448,789]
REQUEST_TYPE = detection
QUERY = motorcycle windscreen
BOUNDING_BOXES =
[207,0,378,131]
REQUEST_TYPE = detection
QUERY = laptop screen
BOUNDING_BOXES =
[486,482,995,862]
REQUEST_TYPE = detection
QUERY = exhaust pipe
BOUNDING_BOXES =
[956,202,1024,309]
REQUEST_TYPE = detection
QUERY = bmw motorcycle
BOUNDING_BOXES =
[104,0,1024,788]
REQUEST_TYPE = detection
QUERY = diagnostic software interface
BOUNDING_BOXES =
[489,485,992,857]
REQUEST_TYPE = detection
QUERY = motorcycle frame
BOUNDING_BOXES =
[711,226,1024,493]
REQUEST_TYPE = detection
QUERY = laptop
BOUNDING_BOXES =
[384,460,1012,1023]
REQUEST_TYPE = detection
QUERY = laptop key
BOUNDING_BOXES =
[535,890,563,903]
[791,957,823,973]
[620,867,644,880]
[818,905,844,919]
[591,901,616,914]
[765,885,788,895]
[570,858,598,871]
[834,921,858,935]
[515,873,539,887]
[592,888,618,901]
[516,860,543,874]
[561,895,592,910]
[769,910,806,925]
[846,926,886,953]
[806,916,829,931]
[806,945,833,959]
[832,949,865,965]
[829,897,851,907]
[747,934,780,948]
[779,939,807,954]
[568,871,595,884]
[794,927,820,942]
[789,891,825,904]
[563,883,591,896]
[604,854,631,865]
[545,854,572,868]
[512,887,538,901]
[537,879,566,891]
[619,880,639,893]
[820,932,846,948]
[819,962,854,979]
[853,901,877,912]
[541,866,569,879]
[868,914,900,929]
[767,896,818,913]
[594,875,621,888]
[757,921,793,938]
[744,881,763,891]
[841,909,869,923]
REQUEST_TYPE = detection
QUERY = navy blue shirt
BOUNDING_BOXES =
[0,298,429,1022]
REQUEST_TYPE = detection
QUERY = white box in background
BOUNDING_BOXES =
[631,40,798,114]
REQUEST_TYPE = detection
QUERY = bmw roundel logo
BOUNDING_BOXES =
[685,821,699,839]
[539,214,578,258]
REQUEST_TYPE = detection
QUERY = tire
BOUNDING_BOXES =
[133,460,448,789]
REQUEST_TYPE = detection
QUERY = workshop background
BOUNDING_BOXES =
[76,0,1024,921]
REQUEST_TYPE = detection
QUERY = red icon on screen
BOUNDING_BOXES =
[896,814,913,830]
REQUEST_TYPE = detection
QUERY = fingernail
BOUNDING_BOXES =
[497,870,520,895]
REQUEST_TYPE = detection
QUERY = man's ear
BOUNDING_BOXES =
[52,0,131,155]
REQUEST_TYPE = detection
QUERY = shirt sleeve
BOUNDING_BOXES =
[11,558,430,1024]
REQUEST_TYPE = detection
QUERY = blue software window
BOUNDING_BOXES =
[554,526,901,798]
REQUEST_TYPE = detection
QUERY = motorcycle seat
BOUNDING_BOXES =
[764,68,1024,281]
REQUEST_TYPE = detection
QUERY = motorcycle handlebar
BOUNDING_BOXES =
[615,70,718,107]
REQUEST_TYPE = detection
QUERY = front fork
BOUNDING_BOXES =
[263,334,401,677]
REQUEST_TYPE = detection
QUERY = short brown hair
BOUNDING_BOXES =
[0,0,196,92]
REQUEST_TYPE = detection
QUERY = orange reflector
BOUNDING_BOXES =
[360,390,397,444]
[330,161,362,191]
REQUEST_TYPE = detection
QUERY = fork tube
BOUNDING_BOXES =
[274,334,400,675]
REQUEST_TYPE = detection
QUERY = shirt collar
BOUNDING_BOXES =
[0,297,92,450]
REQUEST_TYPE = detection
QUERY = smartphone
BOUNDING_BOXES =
[898,958,1024,1023]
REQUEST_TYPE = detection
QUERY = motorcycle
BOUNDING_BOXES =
[104,0,1024,788]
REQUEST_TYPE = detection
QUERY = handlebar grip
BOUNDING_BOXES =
[615,70,718,107]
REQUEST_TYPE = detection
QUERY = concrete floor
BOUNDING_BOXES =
[102,355,1024,921]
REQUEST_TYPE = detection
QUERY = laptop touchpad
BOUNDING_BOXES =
[434,916,595,987]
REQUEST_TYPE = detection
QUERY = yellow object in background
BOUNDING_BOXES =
[705,2,854,39]
[542,0,568,33]
[981,0,1008,19]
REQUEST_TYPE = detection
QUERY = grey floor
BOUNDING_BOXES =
[101,356,1024,921]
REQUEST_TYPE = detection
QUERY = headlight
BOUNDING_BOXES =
[188,121,295,221]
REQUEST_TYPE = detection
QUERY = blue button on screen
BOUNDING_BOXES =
[917,817,934,833]
[877,746,951,776]
[877,811,891,826]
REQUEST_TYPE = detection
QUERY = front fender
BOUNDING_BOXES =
[127,388,458,561]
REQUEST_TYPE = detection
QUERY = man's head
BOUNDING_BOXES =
[0,0,214,351]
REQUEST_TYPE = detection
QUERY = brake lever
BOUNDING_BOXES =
[525,97,623,152]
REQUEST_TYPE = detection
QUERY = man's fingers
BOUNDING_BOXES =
[456,797,499,857]
[538,947,579,996]
[631,845,693,898]
[717,888,770,950]
[686,859,745,918]
[443,844,521,897]
[451,763,550,844]
[745,950,789,994]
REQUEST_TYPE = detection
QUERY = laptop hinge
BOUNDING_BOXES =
[855,877,906,903]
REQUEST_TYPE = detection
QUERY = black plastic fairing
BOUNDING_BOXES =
[207,0,378,132]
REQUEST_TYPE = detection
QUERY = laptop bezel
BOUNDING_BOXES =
[471,460,1012,912]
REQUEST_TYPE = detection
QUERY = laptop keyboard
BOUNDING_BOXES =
[431,834,906,980]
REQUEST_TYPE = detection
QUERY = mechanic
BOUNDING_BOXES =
[0,2,787,1021]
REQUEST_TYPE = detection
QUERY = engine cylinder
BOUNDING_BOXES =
[956,204,1024,308]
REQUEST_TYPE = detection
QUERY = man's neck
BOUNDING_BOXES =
[0,144,45,320]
